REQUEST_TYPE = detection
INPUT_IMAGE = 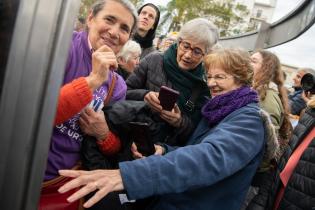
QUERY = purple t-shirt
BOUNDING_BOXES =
[45,31,127,180]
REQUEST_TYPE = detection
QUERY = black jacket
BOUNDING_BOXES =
[81,101,150,170]
[268,107,315,209]
[288,89,306,115]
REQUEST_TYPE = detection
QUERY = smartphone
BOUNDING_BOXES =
[158,86,180,111]
[129,122,155,156]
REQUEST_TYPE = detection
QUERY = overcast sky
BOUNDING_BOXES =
[269,0,315,69]
[144,0,315,69]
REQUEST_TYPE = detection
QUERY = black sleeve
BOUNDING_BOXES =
[81,135,118,170]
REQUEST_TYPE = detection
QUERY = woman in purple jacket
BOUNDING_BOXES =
[39,1,138,209]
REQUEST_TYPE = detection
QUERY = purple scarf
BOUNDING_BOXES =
[201,86,259,126]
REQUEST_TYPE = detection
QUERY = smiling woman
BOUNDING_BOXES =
[87,0,136,53]
[205,49,253,97]
[38,1,138,209]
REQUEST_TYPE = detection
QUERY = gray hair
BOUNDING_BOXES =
[178,18,219,53]
[90,0,138,34]
[117,40,141,61]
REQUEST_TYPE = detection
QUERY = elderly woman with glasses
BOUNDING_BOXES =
[116,40,141,80]
[58,49,275,210]
[124,18,219,146]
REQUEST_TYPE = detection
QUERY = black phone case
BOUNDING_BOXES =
[129,122,155,156]
[158,86,180,111]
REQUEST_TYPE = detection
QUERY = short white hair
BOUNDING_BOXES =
[178,18,219,53]
[117,40,141,61]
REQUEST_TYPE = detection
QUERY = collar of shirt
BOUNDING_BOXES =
[87,35,94,53]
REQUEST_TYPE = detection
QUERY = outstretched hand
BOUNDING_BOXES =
[58,169,123,208]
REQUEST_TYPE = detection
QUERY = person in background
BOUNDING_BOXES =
[58,48,275,210]
[244,50,292,210]
[133,3,160,59]
[251,50,292,154]
[74,17,86,32]
[155,34,165,50]
[126,18,219,146]
[267,72,315,210]
[39,1,138,209]
[116,40,141,80]
[288,67,315,115]
[159,31,179,52]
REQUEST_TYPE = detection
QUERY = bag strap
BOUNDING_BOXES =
[184,85,202,112]
[104,73,117,106]
[273,127,315,210]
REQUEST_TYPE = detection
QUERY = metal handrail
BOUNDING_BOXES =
[219,0,315,50]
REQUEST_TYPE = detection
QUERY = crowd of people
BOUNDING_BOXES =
[38,0,315,210]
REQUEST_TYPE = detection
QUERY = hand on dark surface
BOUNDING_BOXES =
[79,107,109,140]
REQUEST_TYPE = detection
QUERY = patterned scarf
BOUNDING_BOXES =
[201,86,259,126]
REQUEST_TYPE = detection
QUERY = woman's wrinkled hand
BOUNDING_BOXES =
[79,107,109,140]
[86,45,118,91]
[144,91,162,113]
[131,142,165,159]
[58,169,123,209]
[154,144,165,155]
[131,142,144,159]
[160,104,182,127]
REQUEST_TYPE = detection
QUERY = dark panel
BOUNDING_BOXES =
[0,0,20,97]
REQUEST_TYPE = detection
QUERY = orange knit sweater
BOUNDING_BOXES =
[54,77,121,154]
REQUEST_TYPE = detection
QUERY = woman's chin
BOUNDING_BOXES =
[211,91,220,97]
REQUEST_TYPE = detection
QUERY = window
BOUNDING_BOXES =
[256,9,263,18]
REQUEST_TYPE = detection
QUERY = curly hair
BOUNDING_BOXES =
[252,50,292,140]
[204,48,253,86]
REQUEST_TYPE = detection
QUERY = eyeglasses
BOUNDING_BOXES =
[207,74,233,82]
[178,39,205,58]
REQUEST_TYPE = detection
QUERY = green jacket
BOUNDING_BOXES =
[260,88,284,135]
